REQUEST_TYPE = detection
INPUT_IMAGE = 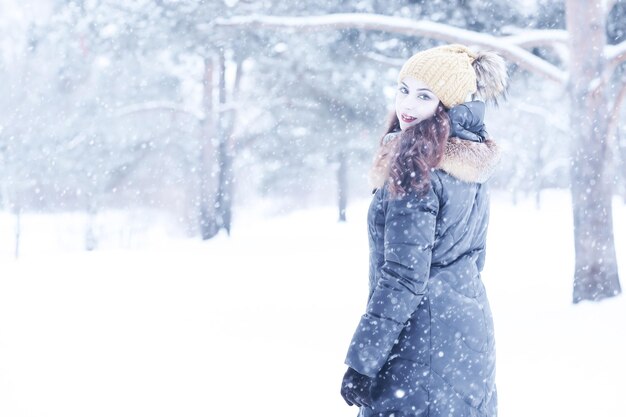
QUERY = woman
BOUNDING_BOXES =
[340,44,507,417]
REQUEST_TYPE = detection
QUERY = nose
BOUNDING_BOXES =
[402,96,418,112]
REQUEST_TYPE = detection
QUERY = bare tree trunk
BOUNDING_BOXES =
[337,149,348,222]
[85,199,97,251]
[14,204,20,259]
[199,57,218,240]
[214,49,233,235]
[618,129,626,202]
[567,0,621,302]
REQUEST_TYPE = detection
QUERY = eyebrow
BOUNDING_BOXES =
[401,82,433,93]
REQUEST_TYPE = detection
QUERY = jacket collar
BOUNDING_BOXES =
[371,132,501,188]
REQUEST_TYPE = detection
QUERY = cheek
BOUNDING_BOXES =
[394,95,402,112]
[422,101,439,118]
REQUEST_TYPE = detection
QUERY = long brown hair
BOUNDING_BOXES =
[371,104,450,199]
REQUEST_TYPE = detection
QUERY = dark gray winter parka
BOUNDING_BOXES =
[345,135,501,417]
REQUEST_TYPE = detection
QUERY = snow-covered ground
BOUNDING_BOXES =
[1,189,624,417]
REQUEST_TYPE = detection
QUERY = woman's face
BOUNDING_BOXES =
[395,76,440,131]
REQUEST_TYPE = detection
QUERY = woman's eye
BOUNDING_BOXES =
[399,86,408,94]
[419,94,431,100]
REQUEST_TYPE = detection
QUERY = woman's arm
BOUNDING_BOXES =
[344,184,439,378]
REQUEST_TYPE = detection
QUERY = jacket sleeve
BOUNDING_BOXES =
[345,184,439,377]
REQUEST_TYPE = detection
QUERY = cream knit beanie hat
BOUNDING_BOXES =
[397,44,508,108]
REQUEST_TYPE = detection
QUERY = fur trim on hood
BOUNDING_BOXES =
[369,132,501,189]
[438,137,501,183]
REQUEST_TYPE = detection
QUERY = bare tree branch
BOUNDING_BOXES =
[607,76,626,141]
[113,101,205,120]
[500,28,569,64]
[104,141,154,192]
[213,13,567,84]
[363,52,405,67]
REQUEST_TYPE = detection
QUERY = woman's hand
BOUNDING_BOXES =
[448,100,488,142]
[340,367,373,408]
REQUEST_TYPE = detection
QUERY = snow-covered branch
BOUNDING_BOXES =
[363,52,405,67]
[502,29,568,48]
[515,102,569,133]
[113,101,205,120]
[213,13,567,84]
[604,0,618,14]
[606,40,626,69]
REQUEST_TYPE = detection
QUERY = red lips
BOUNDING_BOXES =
[401,113,416,123]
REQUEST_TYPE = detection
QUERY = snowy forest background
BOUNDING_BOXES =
[3,0,625,300]
[1,1,626,416]
[3,0,625,236]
